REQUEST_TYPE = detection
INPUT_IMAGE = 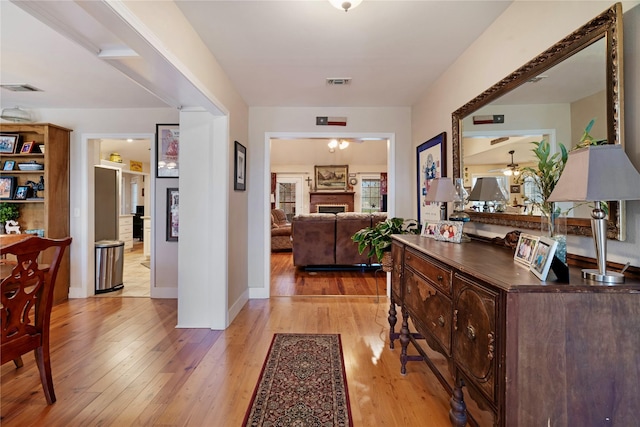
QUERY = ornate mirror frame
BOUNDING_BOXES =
[452,3,625,240]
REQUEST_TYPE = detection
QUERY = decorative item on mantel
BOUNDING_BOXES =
[351,217,420,272]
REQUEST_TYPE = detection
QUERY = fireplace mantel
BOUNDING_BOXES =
[310,192,355,213]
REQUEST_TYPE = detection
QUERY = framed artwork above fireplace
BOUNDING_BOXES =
[314,165,348,191]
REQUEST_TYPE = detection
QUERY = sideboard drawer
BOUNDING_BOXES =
[405,248,452,296]
[453,273,499,404]
[404,269,452,356]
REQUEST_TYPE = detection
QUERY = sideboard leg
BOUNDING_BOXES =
[449,378,468,427]
[399,306,410,375]
[388,298,398,349]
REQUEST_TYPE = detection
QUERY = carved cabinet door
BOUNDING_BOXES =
[452,273,498,403]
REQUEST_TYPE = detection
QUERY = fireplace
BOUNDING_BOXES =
[317,204,348,214]
[310,192,355,213]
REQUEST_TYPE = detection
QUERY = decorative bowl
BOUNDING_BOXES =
[17,161,44,171]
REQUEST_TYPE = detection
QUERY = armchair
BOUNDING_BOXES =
[271,209,292,251]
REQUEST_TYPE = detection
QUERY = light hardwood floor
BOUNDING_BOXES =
[1,296,453,426]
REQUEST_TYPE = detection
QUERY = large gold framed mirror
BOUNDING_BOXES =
[452,3,625,240]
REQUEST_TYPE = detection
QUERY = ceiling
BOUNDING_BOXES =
[0,1,513,112]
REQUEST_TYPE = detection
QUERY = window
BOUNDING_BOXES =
[361,177,381,213]
[278,182,296,221]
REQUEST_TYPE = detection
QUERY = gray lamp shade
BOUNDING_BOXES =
[468,177,508,202]
[548,145,640,202]
[424,177,458,202]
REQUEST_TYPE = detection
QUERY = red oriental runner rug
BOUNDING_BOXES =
[243,333,352,426]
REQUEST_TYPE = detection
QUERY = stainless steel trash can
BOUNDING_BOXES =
[95,240,124,293]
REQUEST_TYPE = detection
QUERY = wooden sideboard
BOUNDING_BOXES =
[309,191,354,213]
[390,234,640,427]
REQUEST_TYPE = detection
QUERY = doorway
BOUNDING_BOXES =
[93,137,152,298]
[268,134,393,297]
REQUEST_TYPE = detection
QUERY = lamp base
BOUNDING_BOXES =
[582,268,625,284]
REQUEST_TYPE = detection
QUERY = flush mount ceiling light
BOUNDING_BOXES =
[1,106,32,123]
[328,0,363,12]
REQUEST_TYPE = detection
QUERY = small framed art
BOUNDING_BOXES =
[514,233,539,266]
[530,236,558,280]
[14,185,29,200]
[421,220,439,239]
[417,132,446,224]
[20,141,35,153]
[234,141,246,191]
[0,176,17,199]
[156,124,179,178]
[435,220,463,243]
[3,160,15,171]
[510,184,521,193]
[166,188,179,241]
[0,134,19,154]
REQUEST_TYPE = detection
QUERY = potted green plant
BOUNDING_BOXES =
[352,217,420,271]
[0,203,20,234]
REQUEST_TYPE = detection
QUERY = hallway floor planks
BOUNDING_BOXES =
[1,296,452,426]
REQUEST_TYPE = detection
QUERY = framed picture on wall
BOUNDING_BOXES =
[166,188,179,241]
[417,132,446,224]
[156,124,179,178]
[314,165,348,191]
[234,141,246,191]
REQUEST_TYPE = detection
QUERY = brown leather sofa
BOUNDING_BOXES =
[292,212,387,267]
[271,209,292,251]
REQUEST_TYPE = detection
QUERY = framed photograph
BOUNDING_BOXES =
[166,188,179,241]
[3,160,15,171]
[530,236,558,280]
[421,220,439,239]
[234,141,247,191]
[514,233,540,266]
[417,132,446,224]
[435,220,463,243]
[20,141,35,153]
[314,165,348,191]
[156,124,179,178]
[0,134,19,154]
[0,176,17,199]
[14,185,29,200]
[510,184,521,193]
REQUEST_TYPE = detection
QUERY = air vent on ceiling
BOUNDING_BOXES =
[1,84,42,92]
[326,78,351,86]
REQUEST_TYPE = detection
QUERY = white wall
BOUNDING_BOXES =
[247,106,410,296]
[34,108,178,299]
[412,1,640,267]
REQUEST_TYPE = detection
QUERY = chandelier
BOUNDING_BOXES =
[328,139,350,152]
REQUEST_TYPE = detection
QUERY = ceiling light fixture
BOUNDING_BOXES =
[339,140,349,150]
[328,0,363,12]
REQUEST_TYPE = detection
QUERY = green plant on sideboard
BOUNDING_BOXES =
[351,217,420,263]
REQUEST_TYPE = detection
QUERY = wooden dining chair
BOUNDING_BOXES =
[1,236,72,404]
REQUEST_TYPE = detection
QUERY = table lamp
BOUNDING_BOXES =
[468,177,508,212]
[548,144,640,283]
[424,178,458,220]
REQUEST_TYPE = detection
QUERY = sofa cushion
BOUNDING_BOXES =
[335,213,372,265]
[292,214,336,266]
